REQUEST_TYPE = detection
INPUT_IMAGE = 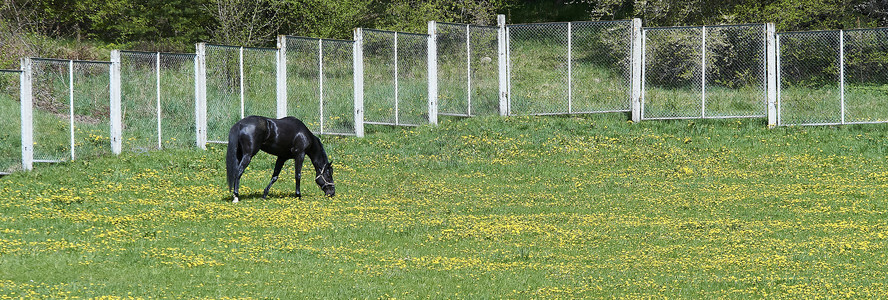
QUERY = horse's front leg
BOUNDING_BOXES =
[294,153,305,198]
[263,156,288,199]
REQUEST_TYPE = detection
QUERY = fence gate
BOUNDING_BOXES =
[1,70,21,174]
[357,29,431,126]
[118,51,197,151]
[433,22,500,117]
[642,24,768,120]
[282,36,358,136]
[198,44,278,144]
[778,28,888,126]
[507,20,636,116]
[21,58,112,169]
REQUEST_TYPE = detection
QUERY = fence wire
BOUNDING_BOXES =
[1,70,21,173]
[778,28,888,126]
[643,24,766,120]
[120,51,196,152]
[842,29,888,124]
[572,21,634,113]
[508,20,634,115]
[362,29,429,126]
[285,36,356,135]
[204,45,277,143]
[508,22,570,115]
[30,59,111,162]
[436,23,499,117]
[778,31,842,125]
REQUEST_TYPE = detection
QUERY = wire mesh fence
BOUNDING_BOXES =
[361,29,430,126]
[435,22,500,117]
[11,15,888,174]
[507,20,635,115]
[203,44,278,143]
[119,51,196,152]
[778,28,888,126]
[284,36,357,135]
[777,31,842,125]
[28,59,112,163]
[573,21,635,114]
[1,70,21,174]
[642,24,767,120]
[844,29,888,124]
[507,22,570,115]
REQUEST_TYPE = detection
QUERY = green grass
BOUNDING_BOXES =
[2,114,888,298]
[779,84,888,125]
[643,85,766,119]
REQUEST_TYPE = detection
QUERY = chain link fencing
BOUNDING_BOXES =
[573,21,635,114]
[507,22,569,115]
[777,31,841,125]
[435,22,500,116]
[642,24,767,120]
[507,20,635,116]
[778,28,888,125]
[119,51,196,152]
[27,59,112,163]
[284,36,356,135]
[203,45,278,143]
[1,70,21,174]
[844,29,888,124]
[361,29,429,126]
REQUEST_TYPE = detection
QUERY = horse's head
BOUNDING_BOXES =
[316,162,335,197]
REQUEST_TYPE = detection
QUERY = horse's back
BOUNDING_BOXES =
[231,116,270,140]
[276,116,310,131]
[260,116,316,156]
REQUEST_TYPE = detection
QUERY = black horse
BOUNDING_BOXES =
[226,116,335,203]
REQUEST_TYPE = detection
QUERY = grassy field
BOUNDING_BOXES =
[1,113,887,298]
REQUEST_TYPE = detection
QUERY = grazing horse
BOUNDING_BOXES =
[226,116,335,203]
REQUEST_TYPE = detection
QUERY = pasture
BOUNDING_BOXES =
[1,114,887,298]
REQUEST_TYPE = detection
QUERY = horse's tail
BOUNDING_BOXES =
[226,123,241,192]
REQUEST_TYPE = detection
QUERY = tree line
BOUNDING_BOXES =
[0,0,885,67]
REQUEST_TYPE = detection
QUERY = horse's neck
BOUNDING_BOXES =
[305,137,328,173]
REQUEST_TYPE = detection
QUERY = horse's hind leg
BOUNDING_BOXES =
[263,157,287,199]
[232,154,253,203]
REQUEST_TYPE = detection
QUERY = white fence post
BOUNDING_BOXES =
[238,46,245,119]
[155,52,162,149]
[276,35,288,119]
[20,58,33,171]
[701,26,707,118]
[353,29,365,137]
[465,24,472,116]
[195,43,207,149]
[630,18,643,123]
[766,23,778,127]
[68,60,74,161]
[109,50,122,155]
[497,14,508,116]
[318,39,326,133]
[567,22,573,114]
[839,29,846,125]
[428,21,439,125]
